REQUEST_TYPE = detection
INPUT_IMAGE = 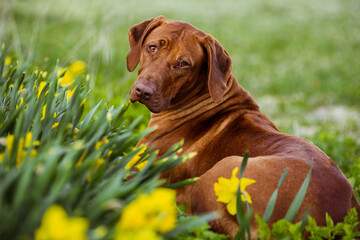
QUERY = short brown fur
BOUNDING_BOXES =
[127,16,360,238]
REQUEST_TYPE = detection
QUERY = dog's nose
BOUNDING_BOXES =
[135,81,154,100]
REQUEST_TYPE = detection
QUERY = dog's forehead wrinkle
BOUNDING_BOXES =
[147,24,203,63]
[172,40,203,64]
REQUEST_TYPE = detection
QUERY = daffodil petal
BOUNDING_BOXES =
[240,178,256,189]
[241,190,253,204]
[231,167,239,177]
[214,184,235,203]
[218,177,235,190]
[226,197,237,215]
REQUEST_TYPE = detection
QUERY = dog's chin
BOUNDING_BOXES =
[145,101,170,113]
[130,96,169,113]
[146,105,163,113]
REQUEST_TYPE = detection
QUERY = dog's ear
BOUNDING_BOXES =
[201,35,232,102]
[127,16,166,72]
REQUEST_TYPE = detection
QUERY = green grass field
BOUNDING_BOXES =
[1,0,360,237]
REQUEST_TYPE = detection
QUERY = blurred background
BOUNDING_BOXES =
[1,0,359,149]
[1,2,360,238]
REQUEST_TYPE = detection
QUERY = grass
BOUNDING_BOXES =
[0,0,359,237]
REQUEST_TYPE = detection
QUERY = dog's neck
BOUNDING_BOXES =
[144,75,260,140]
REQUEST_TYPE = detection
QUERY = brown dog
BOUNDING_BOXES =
[127,16,360,238]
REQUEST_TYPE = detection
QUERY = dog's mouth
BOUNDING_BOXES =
[129,86,168,113]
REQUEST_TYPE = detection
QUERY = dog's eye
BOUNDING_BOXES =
[148,45,157,52]
[179,61,190,68]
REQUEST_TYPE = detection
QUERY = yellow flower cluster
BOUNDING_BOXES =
[214,167,256,215]
[35,205,89,240]
[0,132,39,167]
[35,61,87,126]
[115,188,177,240]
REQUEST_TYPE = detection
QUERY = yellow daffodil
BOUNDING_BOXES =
[107,150,113,157]
[24,132,34,148]
[1,132,38,167]
[5,133,15,153]
[59,71,74,86]
[57,67,66,78]
[115,188,176,240]
[59,61,87,87]
[95,141,102,150]
[41,71,48,79]
[5,56,12,66]
[86,158,105,181]
[115,229,162,240]
[17,84,24,93]
[37,81,48,98]
[80,97,87,106]
[35,205,89,240]
[16,97,24,109]
[41,105,46,121]
[95,137,109,150]
[106,112,112,122]
[68,61,87,76]
[93,226,108,239]
[73,128,79,140]
[75,151,88,169]
[52,122,59,129]
[66,87,76,101]
[214,167,256,215]
[125,144,148,171]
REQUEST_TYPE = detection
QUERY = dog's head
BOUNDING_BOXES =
[127,16,232,113]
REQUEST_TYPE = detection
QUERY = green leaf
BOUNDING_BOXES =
[166,177,200,189]
[0,48,4,84]
[80,100,103,130]
[13,159,36,209]
[326,213,334,229]
[272,219,291,239]
[284,159,313,222]
[235,152,251,240]
[263,168,288,222]
[164,213,218,238]
[306,216,323,240]
[255,213,271,240]
[239,151,249,179]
